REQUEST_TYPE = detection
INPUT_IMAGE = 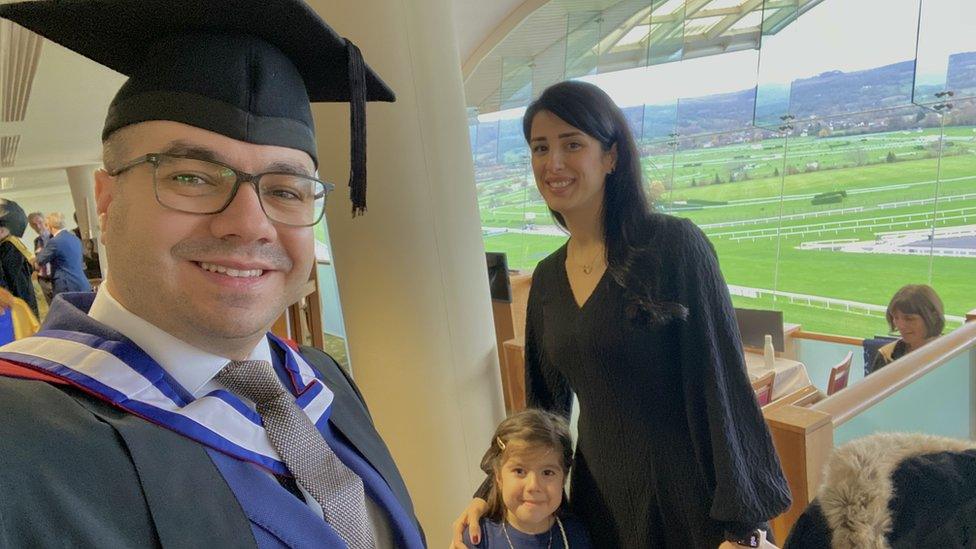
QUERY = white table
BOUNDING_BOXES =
[744,352,812,400]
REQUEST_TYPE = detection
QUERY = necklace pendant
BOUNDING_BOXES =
[582,264,592,274]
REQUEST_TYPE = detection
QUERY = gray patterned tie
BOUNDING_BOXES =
[216,360,375,549]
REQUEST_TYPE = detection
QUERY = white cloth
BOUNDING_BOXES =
[88,286,393,546]
[744,351,812,400]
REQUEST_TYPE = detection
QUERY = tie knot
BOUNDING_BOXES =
[216,359,287,406]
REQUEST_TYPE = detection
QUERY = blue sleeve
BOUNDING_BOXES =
[34,238,54,266]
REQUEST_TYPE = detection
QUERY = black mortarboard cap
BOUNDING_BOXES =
[0,199,28,238]
[0,0,395,215]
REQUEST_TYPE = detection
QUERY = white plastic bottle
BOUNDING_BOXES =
[763,334,776,369]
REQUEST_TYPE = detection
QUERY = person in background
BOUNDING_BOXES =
[0,199,39,318]
[870,284,945,372]
[0,287,40,345]
[34,212,91,296]
[453,80,789,548]
[71,211,82,241]
[463,409,591,549]
[28,211,55,303]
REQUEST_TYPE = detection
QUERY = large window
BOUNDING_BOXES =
[467,0,974,337]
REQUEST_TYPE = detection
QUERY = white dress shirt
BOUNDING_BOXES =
[88,286,394,546]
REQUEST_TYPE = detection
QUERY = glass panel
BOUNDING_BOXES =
[833,350,974,446]
[472,56,503,115]
[664,127,785,305]
[771,106,945,337]
[728,10,763,35]
[784,0,917,121]
[532,30,568,97]
[473,119,499,168]
[752,0,798,129]
[597,0,652,73]
[927,119,976,330]
[912,0,976,107]
[684,15,725,38]
[643,99,678,141]
[647,0,684,65]
[500,57,533,110]
[795,338,866,394]
[566,11,601,79]
[497,116,528,166]
[313,221,350,369]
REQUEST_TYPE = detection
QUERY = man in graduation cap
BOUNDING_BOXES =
[0,1,425,548]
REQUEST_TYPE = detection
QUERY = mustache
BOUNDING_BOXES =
[171,239,294,270]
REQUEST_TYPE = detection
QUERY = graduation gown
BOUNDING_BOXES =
[524,214,791,548]
[0,294,425,549]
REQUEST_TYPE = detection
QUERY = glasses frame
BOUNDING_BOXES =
[107,153,334,227]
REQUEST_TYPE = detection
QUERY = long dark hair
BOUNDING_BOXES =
[523,81,687,324]
[480,409,574,522]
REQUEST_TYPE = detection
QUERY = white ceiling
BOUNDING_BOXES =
[453,0,527,70]
[0,0,528,193]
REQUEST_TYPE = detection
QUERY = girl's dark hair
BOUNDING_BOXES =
[523,80,687,324]
[886,284,945,338]
[480,409,574,522]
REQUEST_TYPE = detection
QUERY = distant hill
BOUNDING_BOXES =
[474,51,976,160]
[635,53,975,138]
[947,51,976,96]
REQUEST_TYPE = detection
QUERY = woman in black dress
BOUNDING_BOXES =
[453,81,790,548]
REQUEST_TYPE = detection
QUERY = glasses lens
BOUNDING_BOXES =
[258,174,329,226]
[154,156,236,213]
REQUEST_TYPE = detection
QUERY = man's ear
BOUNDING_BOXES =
[94,168,115,245]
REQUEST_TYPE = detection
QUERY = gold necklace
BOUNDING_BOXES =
[501,517,569,549]
[570,245,604,275]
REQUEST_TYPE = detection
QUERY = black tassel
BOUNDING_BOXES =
[345,39,368,217]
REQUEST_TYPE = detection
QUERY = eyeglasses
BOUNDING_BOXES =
[107,153,333,227]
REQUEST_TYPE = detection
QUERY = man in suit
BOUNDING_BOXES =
[34,212,90,296]
[0,1,423,548]
[28,211,55,303]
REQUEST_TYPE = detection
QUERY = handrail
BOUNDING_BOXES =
[793,330,863,346]
[812,321,976,426]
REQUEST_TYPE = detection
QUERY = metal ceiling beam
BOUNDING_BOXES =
[706,0,763,40]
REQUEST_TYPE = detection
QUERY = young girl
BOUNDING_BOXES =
[463,409,591,549]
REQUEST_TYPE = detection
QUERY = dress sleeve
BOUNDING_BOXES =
[673,219,792,532]
[34,240,53,266]
[523,273,573,420]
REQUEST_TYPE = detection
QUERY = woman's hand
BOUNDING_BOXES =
[0,288,14,309]
[449,498,488,548]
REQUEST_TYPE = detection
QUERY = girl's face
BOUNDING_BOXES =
[892,309,928,349]
[529,110,616,224]
[496,443,566,534]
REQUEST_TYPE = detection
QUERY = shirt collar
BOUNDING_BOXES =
[87,285,273,398]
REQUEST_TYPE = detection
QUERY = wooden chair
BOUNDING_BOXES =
[752,371,776,407]
[826,351,854,395]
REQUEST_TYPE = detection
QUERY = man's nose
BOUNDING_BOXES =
[209,182,277,242]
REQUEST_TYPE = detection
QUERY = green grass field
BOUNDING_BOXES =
[479,126,976,338]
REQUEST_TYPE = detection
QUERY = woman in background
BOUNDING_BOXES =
[453,81,790,548]
[871,284,945,372]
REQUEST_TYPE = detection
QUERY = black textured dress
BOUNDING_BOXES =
[524,215,791,548]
